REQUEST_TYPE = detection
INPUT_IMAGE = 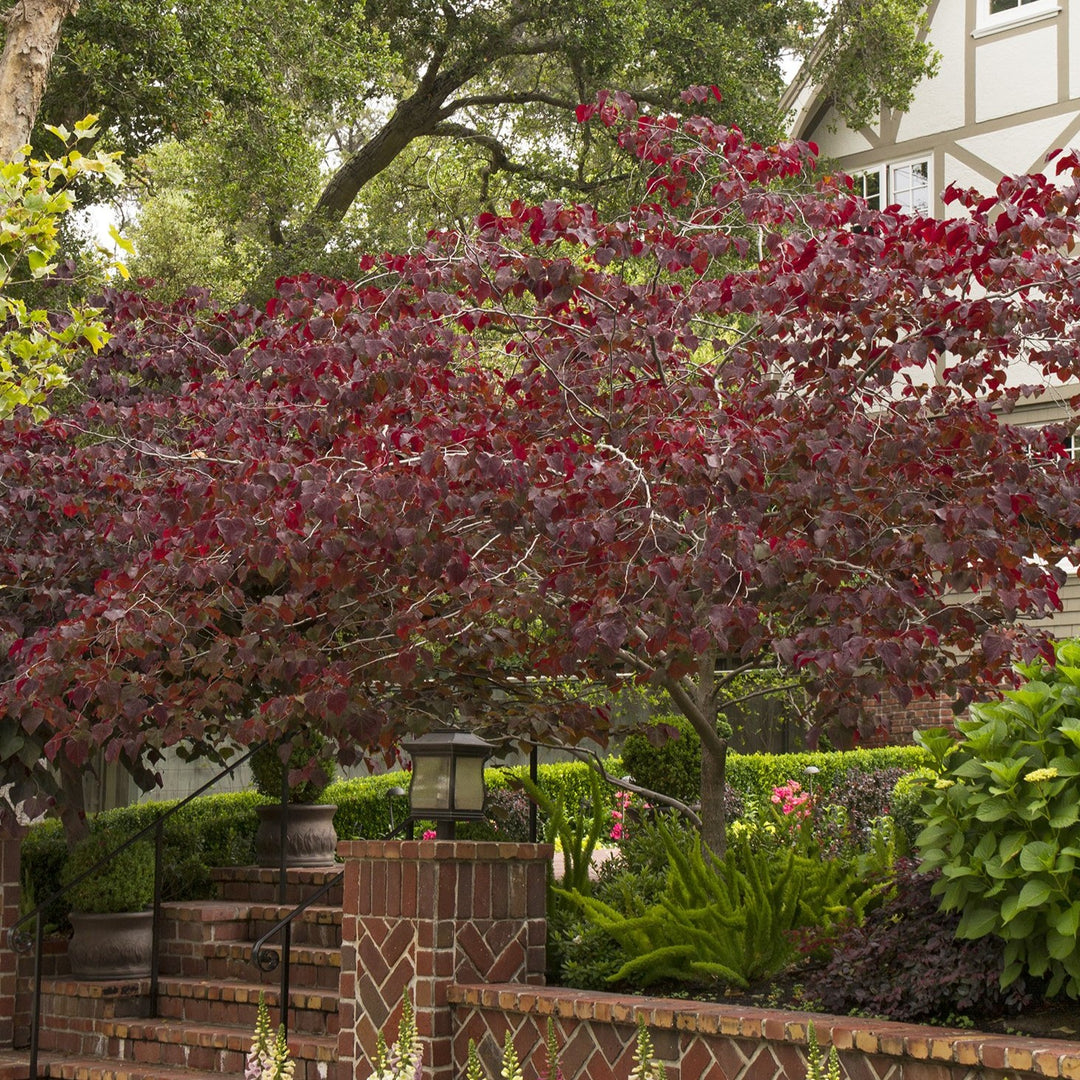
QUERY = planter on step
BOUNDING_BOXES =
[254,803,339,867]
[61,832,156,979]
[67,909,154,979]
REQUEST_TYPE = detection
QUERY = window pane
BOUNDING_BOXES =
[890,161,929,214]
[854,170,881,210]
[991,0,1048,11]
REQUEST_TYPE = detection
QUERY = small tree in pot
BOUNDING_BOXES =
[61,832,155,979]
[250,732,338,867]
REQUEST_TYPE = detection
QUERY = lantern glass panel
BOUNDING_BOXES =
[454,756,485,813]
[410,754,451,811]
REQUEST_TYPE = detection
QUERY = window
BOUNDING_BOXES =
[976,0,1059,33]
[991,0,1045,11]
[851,159,930,215]
[889,161,930,214]
[850,168,882,210]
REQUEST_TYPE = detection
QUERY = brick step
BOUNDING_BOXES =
[248,903,343,949]
[160,899,341,957]
[39,1017,335,1080]
[210,866,343,908]
[38,1056,233,1080]
[154,976,339,1036]
[0,1050,227,1080]
[201,940,341,990]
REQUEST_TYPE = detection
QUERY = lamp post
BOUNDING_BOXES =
[402,730,494,840]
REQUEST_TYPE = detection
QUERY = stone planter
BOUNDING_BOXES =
[254,803,338,867]
[67,909,154,980]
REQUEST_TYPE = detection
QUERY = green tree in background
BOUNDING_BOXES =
[25,0,937,291]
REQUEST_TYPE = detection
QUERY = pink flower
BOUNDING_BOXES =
[771,781,811,820]
[610,822,624,841]
[422,829,437,840]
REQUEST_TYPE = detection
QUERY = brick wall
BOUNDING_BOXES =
[871,694,964,745]
[337,840,549,1080]
[0,829,21,1049]
[449,984,1080,1080]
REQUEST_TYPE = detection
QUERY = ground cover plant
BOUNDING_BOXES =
[800,859,1040,1023]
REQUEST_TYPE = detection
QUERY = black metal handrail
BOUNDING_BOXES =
[250,867,344,1035]
[251,816,410,1040]
[7,743,264,1080]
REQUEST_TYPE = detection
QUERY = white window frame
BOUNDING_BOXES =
[851,158,932,215]
[849,166,884,210]
[974,0,1060,37]
[888,159,931,215]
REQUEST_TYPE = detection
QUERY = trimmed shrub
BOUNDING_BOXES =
[623,714,930,812]
[620,712,701,804]
[62,832,155,913]
[725,746,930,808]
[250,733,335,804]
[889,767,937,852]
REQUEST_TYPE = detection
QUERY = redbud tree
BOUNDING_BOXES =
[4,88,1080,849]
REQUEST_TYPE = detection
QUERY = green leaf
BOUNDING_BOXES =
[1016,878,1053,912]
[974,798,1012,823]
[1019,841,1057,873]
[1047,929,1074,960]
[999,832,1026,862]
[956,906,998,939]
[1056,902,1080,939]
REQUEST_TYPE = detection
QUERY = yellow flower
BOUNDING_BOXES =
[1024,767,1060,783]
[934,779,955,789]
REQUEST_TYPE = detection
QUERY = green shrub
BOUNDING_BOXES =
[62,832,155,913]
[916,639,1080,998]
[623,714,929,810]
[551,810,697,989]
[621,712,701,804]
[20,757,620,919]
[561,812,892,990]
[250,733,335,804]
[890,768,937,852]
[19,819,68,927]
[725,746,930,807]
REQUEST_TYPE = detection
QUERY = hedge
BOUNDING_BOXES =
[724,745,932,806]
[19,758,623,923]
[621,712,931,808]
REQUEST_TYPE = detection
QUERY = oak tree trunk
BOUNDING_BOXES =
[0,0,79,161]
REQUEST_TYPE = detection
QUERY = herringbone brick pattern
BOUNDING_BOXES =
[448,984,1080,1080]
[338,840,550,1080]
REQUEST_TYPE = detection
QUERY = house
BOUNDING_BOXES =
[783,0,1080,739]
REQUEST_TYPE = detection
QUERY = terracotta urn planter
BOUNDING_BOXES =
[254,803,339,867]
[67,909,154,979]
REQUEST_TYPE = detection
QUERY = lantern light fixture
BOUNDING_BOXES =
[403,730,494,840]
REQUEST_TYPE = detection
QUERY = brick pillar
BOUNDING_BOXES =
[337,839,551,1080]
[0,828,22,1050]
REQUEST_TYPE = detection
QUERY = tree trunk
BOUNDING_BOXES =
[0,0,79,161]
[699,734,728,855]
[298,81,456,245]
[57,758,88,844]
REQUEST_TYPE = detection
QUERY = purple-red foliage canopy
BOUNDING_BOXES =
[4,89,1080,823]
